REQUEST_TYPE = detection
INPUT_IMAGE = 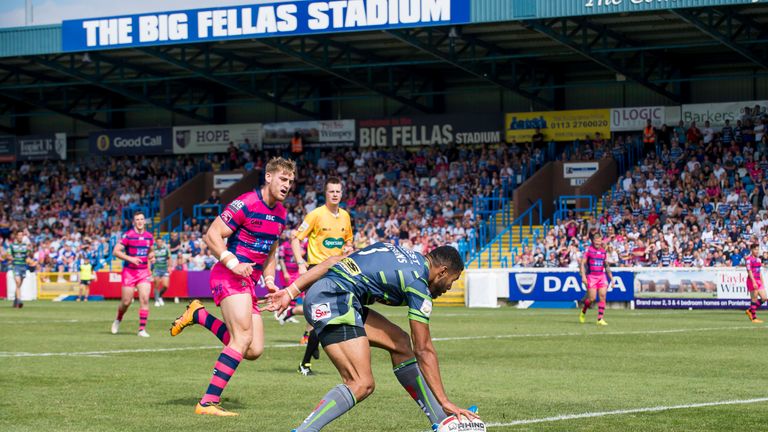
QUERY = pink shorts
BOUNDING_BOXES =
[284,270,300,285]
[209,263,261,314]
[747,278,764,293]
[122,268,152,288]
[586,274,608,290]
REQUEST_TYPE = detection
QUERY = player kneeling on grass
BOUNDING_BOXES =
[266,242,482,432]
[744,244,767,323]
[579,232,613,326]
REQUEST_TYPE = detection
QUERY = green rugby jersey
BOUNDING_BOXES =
[10,242,28,267]
[153,245,171,272]
[326,242,433,324]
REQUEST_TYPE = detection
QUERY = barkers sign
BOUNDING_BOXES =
[357,114,502,147]
[62,0,470,52]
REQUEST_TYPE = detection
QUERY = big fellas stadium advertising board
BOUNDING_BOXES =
[357,114,502,147]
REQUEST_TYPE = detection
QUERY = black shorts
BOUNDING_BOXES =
[318,306,370,347]
[80,280,91,286]
[303,278,371,347]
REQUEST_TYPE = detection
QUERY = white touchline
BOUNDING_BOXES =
[487,397,768,427]
[0,343,301,358]
[0,325,756,358]
[430,325,756,341]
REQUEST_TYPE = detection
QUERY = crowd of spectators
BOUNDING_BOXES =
[522,108,768,268]
[0,137,552,274]
[0,153,232,273]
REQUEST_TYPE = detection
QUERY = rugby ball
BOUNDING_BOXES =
[435,415,486,432]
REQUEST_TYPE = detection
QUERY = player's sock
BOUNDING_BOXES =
[194,308,231,345]
[581,298,592,314]
[138,308,149,331]
[294,384,356,432]
[393,358,447,425]
[597,301,606,321]
[302,330,320,365]
[750,301,759,319]
[200,347,243,405]
[284,307,295,320]
[116,308,125,322]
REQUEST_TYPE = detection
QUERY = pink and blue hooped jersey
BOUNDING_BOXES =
[219,190,286,278]
[585,246,607,275]
[746,255,762,279]
[120,229,155,270]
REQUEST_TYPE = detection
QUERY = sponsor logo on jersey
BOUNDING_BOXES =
[312,303,332,321]
[230,200,245,211]
[420,300,433,317]
[220,211,232,223]
[323,237,344,249]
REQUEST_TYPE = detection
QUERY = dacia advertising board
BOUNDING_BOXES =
[508,271,634,302]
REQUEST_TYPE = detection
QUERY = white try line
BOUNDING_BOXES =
[487,397,768,427]
[0,343,301,358]
[430,325,756,342]
[0,319,97,324]
[0,325,756,358]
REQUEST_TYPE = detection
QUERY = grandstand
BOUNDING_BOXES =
[2,0,768,430]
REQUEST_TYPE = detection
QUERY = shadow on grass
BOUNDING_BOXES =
[163,397,246,409]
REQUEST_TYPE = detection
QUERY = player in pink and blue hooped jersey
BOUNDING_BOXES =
[111,211,155,337]
[579,232,614,326]
[744,244,767,323]
[168,157,296,417]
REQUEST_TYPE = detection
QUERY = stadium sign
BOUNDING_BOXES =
[89,128,173,156]
[16,133,67,161]
[357,114,502,147]
[262,120,355,149]
[61,0,470,52]
[486,0,766,21]
[0,136,15,162]
[508,270,634,302]
[681,100,768,128]
[505,109,610,143]
[173,123,262,154]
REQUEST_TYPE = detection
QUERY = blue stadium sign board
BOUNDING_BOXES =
[62,0,470,52]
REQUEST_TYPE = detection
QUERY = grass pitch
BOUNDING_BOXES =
[1,302,766,431]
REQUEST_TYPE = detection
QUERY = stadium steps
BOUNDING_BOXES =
[465,225,542,269]
[435,272,466,307]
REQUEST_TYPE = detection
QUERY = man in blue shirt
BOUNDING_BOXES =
[267,242,479,431]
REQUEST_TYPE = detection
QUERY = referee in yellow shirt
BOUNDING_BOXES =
[292,176,353,375]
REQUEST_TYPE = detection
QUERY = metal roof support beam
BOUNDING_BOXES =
[32,55,212,124]
[525,18,682,103]
[258,36,436,114]
[139,46,322,119]
[0,90,110,128]
[386,27,554,109]
[670,8,768,70]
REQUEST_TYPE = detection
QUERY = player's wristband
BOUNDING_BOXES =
[297,260,307,266]
[264,275,275,283]
[225,256,240,270]
[220,250,234,262]
[288,283,299,299]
